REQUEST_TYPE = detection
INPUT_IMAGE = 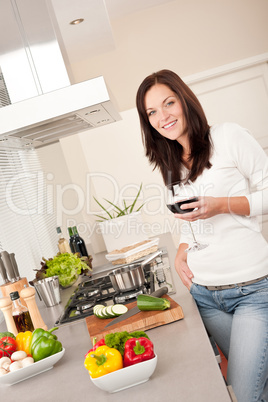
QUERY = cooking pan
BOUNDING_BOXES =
[109,249,162,292]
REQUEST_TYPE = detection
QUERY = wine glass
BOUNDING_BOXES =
[165,181,209,253]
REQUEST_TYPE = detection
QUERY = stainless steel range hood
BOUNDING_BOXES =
[0,76,120,148]
[0,0,121,148]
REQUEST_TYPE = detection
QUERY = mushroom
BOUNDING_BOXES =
[21,357,34,367]
[0,357,11,368]
[10,351,27,361]
[0,368,7,376]
[9,361,22,372]
[2,361,11,371]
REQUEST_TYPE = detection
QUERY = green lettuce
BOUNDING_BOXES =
[45,253,89,287]
[104,330,150,356]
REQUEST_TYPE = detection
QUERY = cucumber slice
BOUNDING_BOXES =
[111,304,128,316]
[95,307,106,319]
[93,306,103,316]
[102,306,112,318]
[94,304,128,319]
[106,305,117,318]
[93,304,105,314]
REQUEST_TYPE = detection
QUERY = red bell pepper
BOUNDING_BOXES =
[123,337,155,367]
[84,337,105,358]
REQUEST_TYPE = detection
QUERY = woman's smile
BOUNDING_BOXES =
[163,120,177,129]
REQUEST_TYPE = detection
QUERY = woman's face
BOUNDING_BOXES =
[144,83,188,144]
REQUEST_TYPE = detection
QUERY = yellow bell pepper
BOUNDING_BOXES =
[16,331,33,355]
[84,345,123,378]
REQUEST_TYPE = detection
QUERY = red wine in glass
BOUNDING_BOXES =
[165,181,209,252]
[167,197,199,214]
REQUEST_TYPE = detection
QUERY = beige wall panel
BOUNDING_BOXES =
[69,0,268,112]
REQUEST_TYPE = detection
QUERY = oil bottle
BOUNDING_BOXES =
[10,291,34,333]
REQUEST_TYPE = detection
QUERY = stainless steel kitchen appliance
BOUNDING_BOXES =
[109,250,162,292]
[55,247,176,326]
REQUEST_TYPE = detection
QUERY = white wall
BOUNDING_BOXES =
[36,142,78,237]
[70,0,268,112]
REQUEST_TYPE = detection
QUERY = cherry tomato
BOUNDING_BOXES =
[0,336,17,358]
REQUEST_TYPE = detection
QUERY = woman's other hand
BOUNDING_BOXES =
[175,244,193,290]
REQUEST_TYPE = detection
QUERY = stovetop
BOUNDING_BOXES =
[55,247,176,326]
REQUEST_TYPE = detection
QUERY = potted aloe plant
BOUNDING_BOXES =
[94,183,147,252]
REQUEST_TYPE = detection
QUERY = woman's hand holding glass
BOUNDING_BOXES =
[178,196,220,221]
[166,182,209,253]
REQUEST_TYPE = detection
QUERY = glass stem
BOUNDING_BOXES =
[188,222,198,243]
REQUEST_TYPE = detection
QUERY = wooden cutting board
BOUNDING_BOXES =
[85,294,184,342]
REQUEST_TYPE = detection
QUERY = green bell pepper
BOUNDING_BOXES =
[29,327,62,362]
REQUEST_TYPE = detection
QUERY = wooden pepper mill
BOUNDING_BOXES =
[0,297,18,336]
[0,277,29,307]
[20,286,47,331]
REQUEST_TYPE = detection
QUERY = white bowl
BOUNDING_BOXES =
[0,349,65,386]
[90,354,157,393]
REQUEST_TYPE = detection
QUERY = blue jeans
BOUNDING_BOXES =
[190,278,268,402]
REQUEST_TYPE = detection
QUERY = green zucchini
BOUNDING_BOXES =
[137,294,170,311]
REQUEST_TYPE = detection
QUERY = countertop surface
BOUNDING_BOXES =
[0,233,232,402]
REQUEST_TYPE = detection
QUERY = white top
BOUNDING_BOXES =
[179,122,268,286]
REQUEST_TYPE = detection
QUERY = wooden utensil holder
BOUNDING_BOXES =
[0,278,29,307]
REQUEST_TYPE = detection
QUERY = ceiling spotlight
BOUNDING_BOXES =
[70,18,84,25]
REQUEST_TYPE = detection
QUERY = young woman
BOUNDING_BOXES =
[136,69,268,402]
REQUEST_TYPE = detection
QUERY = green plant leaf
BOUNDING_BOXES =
[93,197,113,219]
[129,183,143,213]
[121,202,131,214]
[93,183,144,221]
[136,203,145,211]
[94,214,110,221]
[116,211,125,217]
[103,199,127,215]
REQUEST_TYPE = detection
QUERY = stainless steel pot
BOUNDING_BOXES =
[109,249,162,292]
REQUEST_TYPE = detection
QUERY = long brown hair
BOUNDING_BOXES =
[136,69,212,184]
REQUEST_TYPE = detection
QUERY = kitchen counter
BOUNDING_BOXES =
[0,233,232,402]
